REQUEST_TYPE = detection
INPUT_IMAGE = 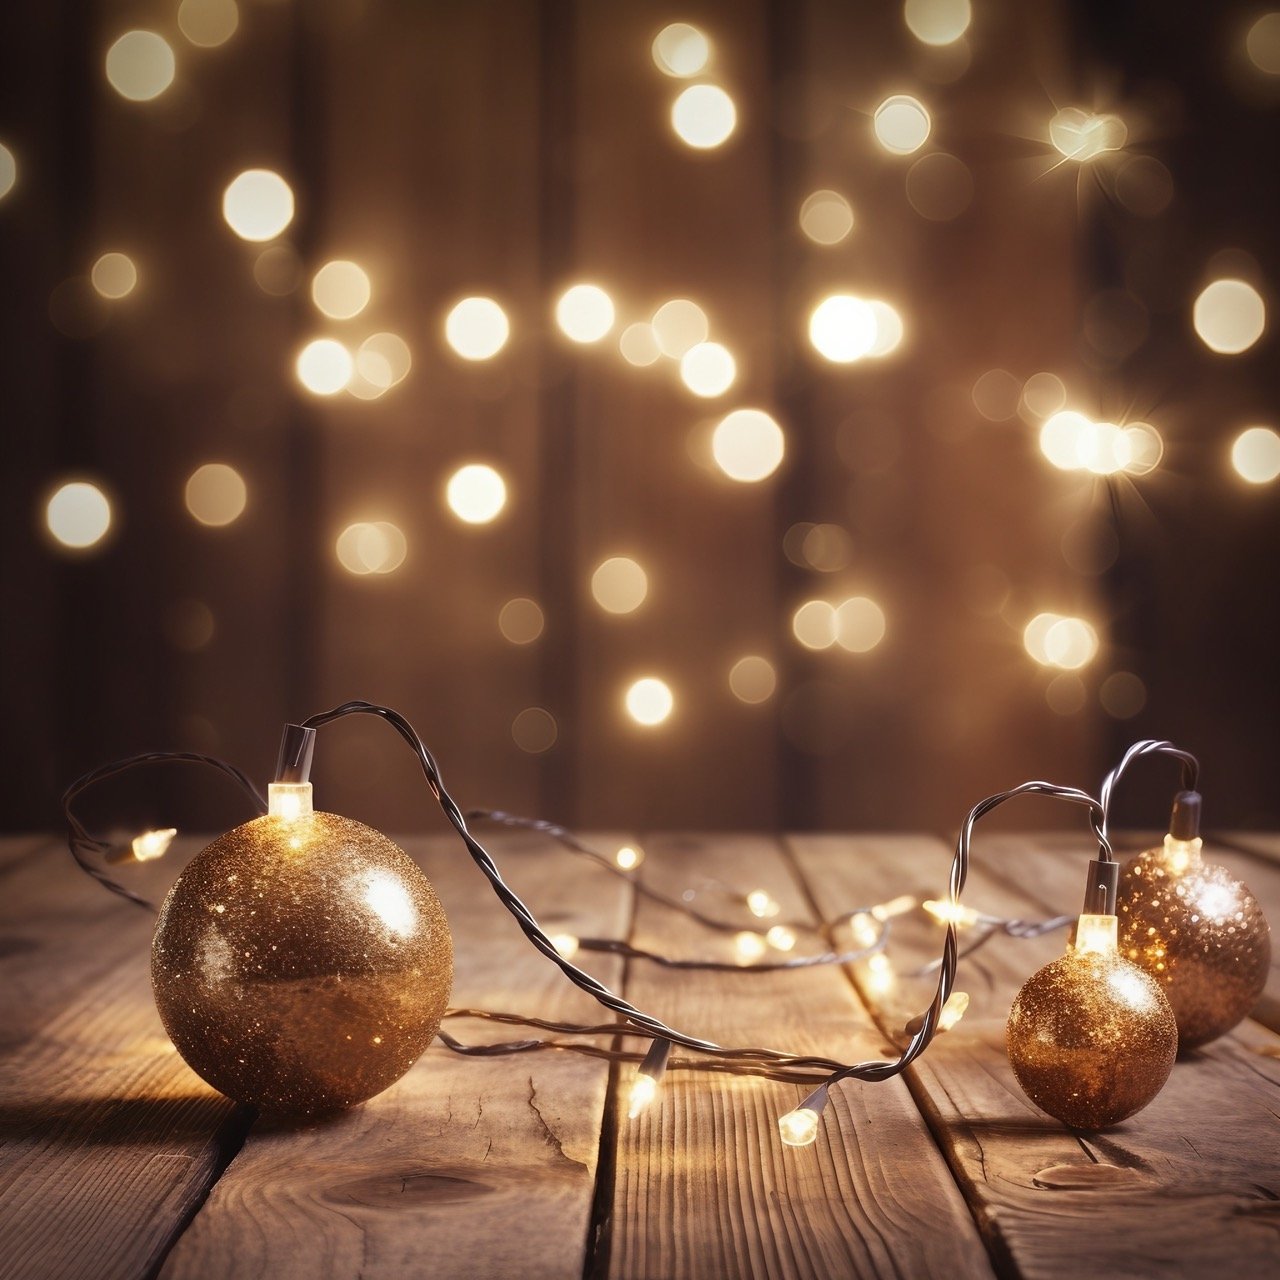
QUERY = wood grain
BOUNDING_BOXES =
[609,832,995,1280]
[160,832,633,1280]
[788,832,1280,1280]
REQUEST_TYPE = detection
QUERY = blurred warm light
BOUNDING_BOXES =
[679,341,736,397]
[0,142,15,200]
[866,302,905,357]
[512,707,557,754]
[556,283,615,343]
[1045,674,1085,716]
[652,23,710,77]
[767,925,797,952]
[871,894,917,922]
[164,599,215,652]
[905,152,973,221]
[671,84,737,149]
[1020,372,1067,420]
[971,369,1021,422]
[295,338,353,395]
[809,295,876,363]
[792,600,838,650]
[1246,13,1280,74]
[591,557,648,614]
[923,898,980,927]
[625,677,674,726]
[1231,426,1280,484]
[335,521,408,576]
[223,169,295,242]
[904,0,971,45]
[550,932,579,960]
[1100,671,1147,719]
[619,322,662,367]
[865,951,895,993]
[45,481,112,550]
[90,252,138,300]
[938,991,970,1032]
[1039,410,1093,470]
[734,931,767,964]
[499,597,544,644]
[873,95,931,155]
[252,244,302,296]
[1024,613,1098,669]
[1114,155,1174,217]
[729,655,776,704]
[1048,108,1127,161]
[445,296,510,360]
[712,409,785,482]
[311,260,371,320]
[132,828,177,862]
[356,333,412,389]
[1075,420,1129,475]
[835,597,886,653]
[105,31,176,102]
[1192,278,1265,354]
[801,524,851,572]
[1120,423,1163,476]
[799,190,854,245]
[746,889,779,919]
[616,845,643,870]
[185,463,247,527]
[178,0,239,48]
[446,464,507,524]
[652,299,709,357]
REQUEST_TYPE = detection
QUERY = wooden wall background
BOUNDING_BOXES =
[1,0,1276,837]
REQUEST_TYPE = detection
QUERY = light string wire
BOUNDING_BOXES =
[1098,739,1200,845]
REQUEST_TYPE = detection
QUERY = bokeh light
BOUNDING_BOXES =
[712,409,785,482]
[185,463,247,527]
[799,190,854,244]
[446,463,507,523]
[499,597,544,644]
[1023,613,1098,669]
[105,31,176,102]
[801,523,852,572]
[356,332,412,389]
[1045,674,1086,716]
[164,599,215,652]
[625,677,674,726]
[729,656,776,704]
[873,95,931,155]
[178,0,239,48]
[555,283,615,343]
[904,0,971,45]
[252,244,302,296]
[295,338,353,395]
[619,322,662,366]
[1231,426,1280,483]
[1039,410,1093,469]
[792,600,837,650]
[809,295,876,363]
[335,521,408,576]
[651,299,708,357]
[1114,155,1174,217]
[1246,13,1280,74]
[679,341,736,396]
[311,260,371,320]
[1020,372,1067,420]
[591,557,649,614]
[866,302,905,357]
[45,481,112,551]
[905,152,973,221]
[1192,278,1265,354]
[971,369,1021,421]
[1100,671,1147,719]
[671,84,737,149]
[512,707,557,753]
[445,296,510,360]
[652,23,710,77]
[835,597,886,652]
[1048,108,1127,161]
[223,169,295,242]
[0,143,17,201]
[90,253,138,300]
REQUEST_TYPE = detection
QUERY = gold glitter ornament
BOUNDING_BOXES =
[1007,914,1177,1128]
[152,794,452,1114]
[1118,835,1271,1050]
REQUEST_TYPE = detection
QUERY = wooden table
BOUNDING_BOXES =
[2,829,1278,1279]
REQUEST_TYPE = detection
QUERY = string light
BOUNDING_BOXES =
[131,828,177,862]
[550,933,580,960]
[937,990,969,1031]
[1246,13,1280,74]
[627,1038,672,1118]
[923,898,980,927]
[766,925,797,952]
[356,333,412,390]
[728,655,776,704]
[734,931,768,964]
[746,889,780,919]
[870,894,917,922]
[615,845,644,871]
[619,322,662,367]
[778,1085,828,1147]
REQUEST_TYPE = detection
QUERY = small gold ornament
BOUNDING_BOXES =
[152,797,452,1114]
[1007,913,1177,1129]
[1117,835,1271,1050]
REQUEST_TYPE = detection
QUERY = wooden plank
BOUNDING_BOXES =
[0,835,55,875]
[788,833,1280,1280]
[1216,831,1280,868]
[160,832,633,1280]
[609,833,995,1280]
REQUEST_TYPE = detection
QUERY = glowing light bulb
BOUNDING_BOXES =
[865,952,894,993]
[671,84,736,149]
[778,1106,820,1147]
[938,990,969,1032]
[615,845,643,871]
[850,912,880,948]
[550,933,580,960]
[746,889,780,919]
[132,828,177,862]
[268,782,313,821]
[766,925,797,952]
[734,931,767,964]
[628,1038,672,1119]
[222,169,295,242]
[923,898,980,928]
[870,894,917,922]
[627,1072,658,1119]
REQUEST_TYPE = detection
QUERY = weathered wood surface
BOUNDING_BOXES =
[3,831,1278,1280]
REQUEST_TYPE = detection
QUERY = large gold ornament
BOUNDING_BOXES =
[152,807,452,1114]
[1117,836,1271,1050]
[1007,915,1177,1129]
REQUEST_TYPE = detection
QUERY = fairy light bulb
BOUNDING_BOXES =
[778,1084,828,1148]
[735,931,768,964]
[849,911,880,947]
[871,894,917,922]
[865,951,894,993]
[615,845,643,871]
[746,889,780,918]
[937,990,969,1032]
[1007,858,1176,1128]
[151,724,453,1114]
[550,932,580,960]
[766,925,797,952]
[1117,791,1271,1049]
[923,898,981,927]
[628,1038,672,1120]
[132,827,177,861]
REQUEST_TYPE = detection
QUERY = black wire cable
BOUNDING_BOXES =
[1098,738,1200,845]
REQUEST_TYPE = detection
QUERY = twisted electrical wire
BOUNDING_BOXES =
[1099,738,1200,844]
